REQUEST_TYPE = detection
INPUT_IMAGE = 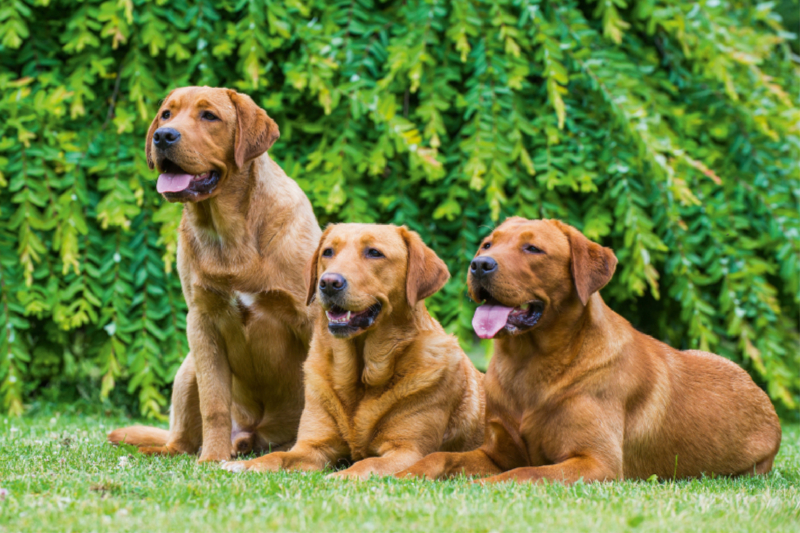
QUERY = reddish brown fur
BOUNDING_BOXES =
[108,87,320,461]
[398,218,782,484]
[224,224,485,479]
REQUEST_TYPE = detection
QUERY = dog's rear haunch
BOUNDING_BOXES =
[398,217,781,484]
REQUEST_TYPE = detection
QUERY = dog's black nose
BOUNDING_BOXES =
[319,273,347,296]
[470,256,498,278]
[153,127,181,149]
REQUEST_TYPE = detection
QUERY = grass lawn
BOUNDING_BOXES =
[1,407,798,532]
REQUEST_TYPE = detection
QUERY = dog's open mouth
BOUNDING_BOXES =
[473,290,544,339]
[325,303,382,337]
[157,159,220,201]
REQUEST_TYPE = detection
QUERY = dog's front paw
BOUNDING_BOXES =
[395,453,446,480]
[221,460,247,473]
[198,451,232,464]
[326,467,373,481]
[223,456,283,473]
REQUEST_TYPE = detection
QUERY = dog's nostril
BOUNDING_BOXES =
[472,257,498,276]
[319,273,347,294]
[153,127,181,147]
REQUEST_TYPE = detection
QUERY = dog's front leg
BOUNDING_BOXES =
[224,444,335,473]
[188,309,234,463]
[329,448,424,481]
[395,448,505,480]
[475,456,620,485]
[397,414,528,480]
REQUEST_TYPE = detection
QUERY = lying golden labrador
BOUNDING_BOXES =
[224,224,485,479]
[108,87,320,461]
[398,217,781,483]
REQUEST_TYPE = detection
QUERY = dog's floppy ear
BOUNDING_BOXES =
[145,89,176,170]
[564,224,617,306]
[304,227,333,306]
[400,227,450,307]
[227,90,280,169]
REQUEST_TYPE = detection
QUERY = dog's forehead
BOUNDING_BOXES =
[324,224,403,249]
[165,87,234,111]
[492,219,568,247]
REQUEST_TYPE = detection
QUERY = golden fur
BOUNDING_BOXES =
[398,217,782,483]
[223,224,485,479]
[108,87,320,461]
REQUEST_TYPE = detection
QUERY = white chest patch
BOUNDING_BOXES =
[235,291,258,308]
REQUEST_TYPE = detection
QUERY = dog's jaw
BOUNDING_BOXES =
[324,303,383,338]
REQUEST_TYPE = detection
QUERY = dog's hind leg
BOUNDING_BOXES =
[161,353,204,454]
[734,452,778,477]
[108,353,203,456]
[137,445,185,456]
[107,425,170,448]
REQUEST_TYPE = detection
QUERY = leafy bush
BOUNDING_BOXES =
[0,0,797,418]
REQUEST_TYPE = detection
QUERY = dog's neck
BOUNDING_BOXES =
[327,302,437,391]
[183,155,269,246]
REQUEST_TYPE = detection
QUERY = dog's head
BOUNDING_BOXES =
[145,86,280,203]
[469,217,617,339]
[304,224,450,339]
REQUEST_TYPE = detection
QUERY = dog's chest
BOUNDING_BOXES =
[325,386,395,460]
[348,397,390,460]
[487,359,559,465]
[211,289,307,382]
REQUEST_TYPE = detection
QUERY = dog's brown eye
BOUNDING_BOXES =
[322,248,333,258]
[202,111,219,121]
[482,242,491,250]
[161,110,171,120]
[366,248,384,258]
[525,244,544,254]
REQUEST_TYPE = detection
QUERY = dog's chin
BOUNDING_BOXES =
[323,302,383,338]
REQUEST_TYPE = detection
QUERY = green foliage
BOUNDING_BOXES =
[0,0,797,417]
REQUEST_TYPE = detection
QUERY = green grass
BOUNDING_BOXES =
[1,409,798,532]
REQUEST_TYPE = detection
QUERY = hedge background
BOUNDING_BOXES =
[0,0,798,419]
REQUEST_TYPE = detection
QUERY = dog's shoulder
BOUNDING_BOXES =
[403,330,466,374]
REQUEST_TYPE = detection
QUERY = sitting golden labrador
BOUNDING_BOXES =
[223,224,485,479]
[398,217,781,483]
[108,87,320,461]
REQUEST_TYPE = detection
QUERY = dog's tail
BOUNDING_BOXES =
[107,425,169,448]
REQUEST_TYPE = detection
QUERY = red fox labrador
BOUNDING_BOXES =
[224,224,485,479]
[398,217,781,483]
[108,87,320,461]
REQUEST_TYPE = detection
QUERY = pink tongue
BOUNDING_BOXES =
[157,173,193,193]
[472,304,514,339]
